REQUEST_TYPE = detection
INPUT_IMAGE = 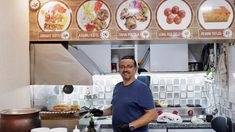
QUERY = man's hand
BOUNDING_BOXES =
[90,108,103,117]
[118,124,130,132]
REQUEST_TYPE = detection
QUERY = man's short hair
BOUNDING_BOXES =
[120,55,137,67]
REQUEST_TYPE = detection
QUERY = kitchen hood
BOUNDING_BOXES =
[30,44,93,85]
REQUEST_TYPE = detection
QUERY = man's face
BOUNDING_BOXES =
[119,59,136,81]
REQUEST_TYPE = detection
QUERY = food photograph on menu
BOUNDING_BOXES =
[76,0,111,31]
[156,0,193,30]
[198,0,234,29]
[116,0,151,30]
[37,1,72,32]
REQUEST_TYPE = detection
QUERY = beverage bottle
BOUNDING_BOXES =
[88,117,96,132]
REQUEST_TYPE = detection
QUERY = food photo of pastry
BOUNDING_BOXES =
[76,0,111,31]
[156,0,192,30]
[37,1,71,32]
[116,0,151,30]
[198,0,234,29]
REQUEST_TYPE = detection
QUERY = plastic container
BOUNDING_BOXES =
[73,125,80,132]
[111,55,119,72]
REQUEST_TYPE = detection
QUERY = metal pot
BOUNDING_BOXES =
[0,108,41,132]
[196,114,207,121]
[63,85,74,94]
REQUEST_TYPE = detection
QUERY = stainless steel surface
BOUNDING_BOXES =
[30,44,92,85]
[68,45,104,75]
[0,108,40,115]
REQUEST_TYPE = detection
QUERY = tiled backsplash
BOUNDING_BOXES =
[30,72,235,121]
[31,72,209,109]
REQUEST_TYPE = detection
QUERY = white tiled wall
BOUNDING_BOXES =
[31,72,235,122]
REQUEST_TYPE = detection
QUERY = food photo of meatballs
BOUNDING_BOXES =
[156,0,192,30]
[76,0,111,31]
[116,0,151,30]
[164,6,185,25]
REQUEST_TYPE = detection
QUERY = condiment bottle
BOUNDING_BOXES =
[73,125,80,132]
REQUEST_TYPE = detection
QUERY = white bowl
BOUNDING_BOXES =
[50,127,67,132]
[31,127,50,132]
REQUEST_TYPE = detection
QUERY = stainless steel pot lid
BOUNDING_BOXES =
[0,108,40,115]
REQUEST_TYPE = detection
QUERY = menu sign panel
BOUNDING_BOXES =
[197,0,234,38]
[156,0,193,39]
[29,0,235,41]
[115,0,151,40]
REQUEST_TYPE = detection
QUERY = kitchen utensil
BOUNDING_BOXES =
[63,85,74,94]
[0,108,41,132]
[206,114,213,122]
[138,48,150,74]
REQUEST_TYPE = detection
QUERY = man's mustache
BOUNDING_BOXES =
[122,71,130,74]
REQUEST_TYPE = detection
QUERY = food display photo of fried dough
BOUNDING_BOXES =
[116,0,151,30]
[76,0,111,31]
[202,6,230,23]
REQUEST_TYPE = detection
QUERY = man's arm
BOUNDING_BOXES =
[103,106,112,116]
[130,109,157,129]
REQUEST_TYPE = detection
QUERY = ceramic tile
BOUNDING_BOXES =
[187,92,194,98]
[152,78,159,84]
[174,99,180,105]
[166,79,173,84]
[159,78,165,85]
[195,99,201,105]
[159,85,166,92]
[167,100,173,105]
[187,85,194,91]
[187,99,194,104]
[105,93,112,99]
[159,92,166,99]
[167,93,173,98]
[180,79,187,84]
[174,93,180,98]
[153,93,158,99]
[173,79,180,85]
[187,78,194,84]
[194,85,201,91]
[99,100,104,106]
[166,85,173,92]
[195,92,201,98]
[180,85,187,91]
[152,85,158,92]
[180,92,187,98]
[173,85,180,92]
[180,99,187,106]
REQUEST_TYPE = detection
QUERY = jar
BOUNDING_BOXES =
[111,55,119,71]
[0,108,41,132]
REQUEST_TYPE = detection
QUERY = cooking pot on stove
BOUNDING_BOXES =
[0,108,41,132]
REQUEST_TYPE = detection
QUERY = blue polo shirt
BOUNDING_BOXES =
[111,79,154,132]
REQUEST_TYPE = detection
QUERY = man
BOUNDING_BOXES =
[91,56,157,132]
